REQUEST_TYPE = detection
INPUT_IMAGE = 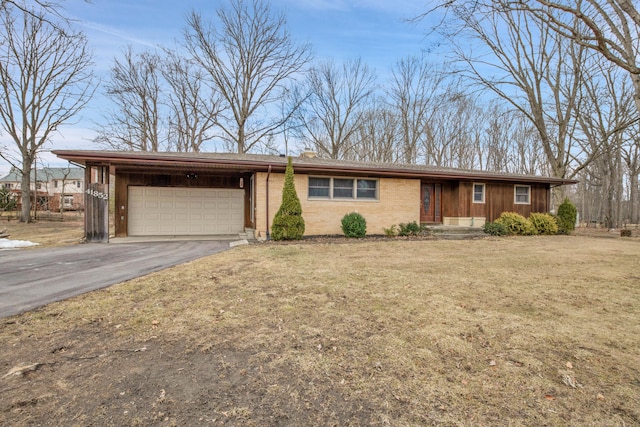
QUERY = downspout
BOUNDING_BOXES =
[266,164,271,240]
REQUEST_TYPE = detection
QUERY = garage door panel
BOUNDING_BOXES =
[128,186,244,236]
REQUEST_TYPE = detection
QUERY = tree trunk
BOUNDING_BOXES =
[20,163,32,223]
[630,172,639,224]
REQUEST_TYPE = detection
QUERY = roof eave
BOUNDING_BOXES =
[52,150,578,186]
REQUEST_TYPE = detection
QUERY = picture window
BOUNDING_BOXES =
[308,177,378,200]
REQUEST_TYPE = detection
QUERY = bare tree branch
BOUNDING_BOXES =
[0,7,94,222]
[183,0,312,154]
[294,58,376,160]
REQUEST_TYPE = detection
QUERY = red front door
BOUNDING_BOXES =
[420,183,441,223]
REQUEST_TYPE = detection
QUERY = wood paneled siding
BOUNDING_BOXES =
[483,182,549,221]
[440,181,459,218]
[439,180,550,223]
[114,171,252,237]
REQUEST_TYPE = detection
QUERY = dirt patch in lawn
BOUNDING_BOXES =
[1,236,639,426]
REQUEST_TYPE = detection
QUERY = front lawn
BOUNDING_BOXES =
[1,236,638,426]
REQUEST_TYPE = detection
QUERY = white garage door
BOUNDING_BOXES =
[128,186,244,236]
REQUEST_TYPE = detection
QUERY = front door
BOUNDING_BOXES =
[420,183,441,223]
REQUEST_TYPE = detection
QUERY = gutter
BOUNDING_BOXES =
[266,164,271,240]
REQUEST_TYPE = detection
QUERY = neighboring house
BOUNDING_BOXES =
[53,150,577,241]
[0,167,85,211]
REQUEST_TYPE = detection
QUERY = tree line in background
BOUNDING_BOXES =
[0,0,638,227]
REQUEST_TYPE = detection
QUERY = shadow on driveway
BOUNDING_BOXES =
[0,241,231,318]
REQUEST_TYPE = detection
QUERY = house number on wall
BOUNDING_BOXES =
[86,188,109,200]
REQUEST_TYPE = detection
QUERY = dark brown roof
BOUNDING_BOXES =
[52,150,578,185]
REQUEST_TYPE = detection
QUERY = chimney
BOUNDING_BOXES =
[301,147,317,159]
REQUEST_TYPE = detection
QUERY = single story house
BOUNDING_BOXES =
[52,150,577,242]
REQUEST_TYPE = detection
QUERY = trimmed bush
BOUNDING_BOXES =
[556,197,577,235]
[528,212,558,235]
[482,221,509,236]
[398,221,426,236]
[341,212,367,238]
[271,157,305,240]
[495,212,537,235]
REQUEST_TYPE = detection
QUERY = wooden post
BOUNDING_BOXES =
[84,165,109,242]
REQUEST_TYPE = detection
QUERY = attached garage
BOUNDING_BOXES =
[128,186,244,236]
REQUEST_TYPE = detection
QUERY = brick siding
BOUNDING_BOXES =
[255,172,420,236]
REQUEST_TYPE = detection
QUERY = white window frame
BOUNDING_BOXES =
[514,185,531,205]
[473,183,485,204]
[308,176,378,201]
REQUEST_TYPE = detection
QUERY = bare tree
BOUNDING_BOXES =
[295,58,376,160]
[0,8,94,222]
[1,0,76,27]
[162,50,222,152]
[621,127,640,224]
[354,99,400,163]
[416,90,491,169]
[499,0,640,114]
[576,60,637,228]
[388,55,448,164]
[96,46,164,152]
[442,7,588,205]
[419,0,640,119]
[184,0,311,154]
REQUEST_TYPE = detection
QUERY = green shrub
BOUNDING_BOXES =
[398,221,426,236]
[528,212,559,235]
[556,197,577,235]
[482,221,509,236]
[271,157,305,240]
[495,212,537,235]
[383,224,398,237]
[341,212,367,238]
[0,187,16,212]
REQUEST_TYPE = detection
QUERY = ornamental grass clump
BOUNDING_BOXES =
[341,212,367,238]
[528,212,559,235]
[495,212,537,235]
[271,157,305,240]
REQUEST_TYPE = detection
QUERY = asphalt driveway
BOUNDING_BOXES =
[0,241,231,318]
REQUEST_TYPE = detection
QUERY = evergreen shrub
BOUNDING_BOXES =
[482,221,509,236]
[271,157,305,240]
[556,198,577,235]
[341,212,367,238]
[528,212,558,235]
[495,212,537,235]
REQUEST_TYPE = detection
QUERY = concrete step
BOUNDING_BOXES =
[426,225,486,240]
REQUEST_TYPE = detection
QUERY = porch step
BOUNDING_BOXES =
[426,225,486,240]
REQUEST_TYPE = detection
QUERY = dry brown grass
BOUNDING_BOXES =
[0,215,83,247]
[1,235,639,426]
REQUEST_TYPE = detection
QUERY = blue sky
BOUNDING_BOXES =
[1,0,433,176]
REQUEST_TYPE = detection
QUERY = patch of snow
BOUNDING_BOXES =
[0,238,39,249]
